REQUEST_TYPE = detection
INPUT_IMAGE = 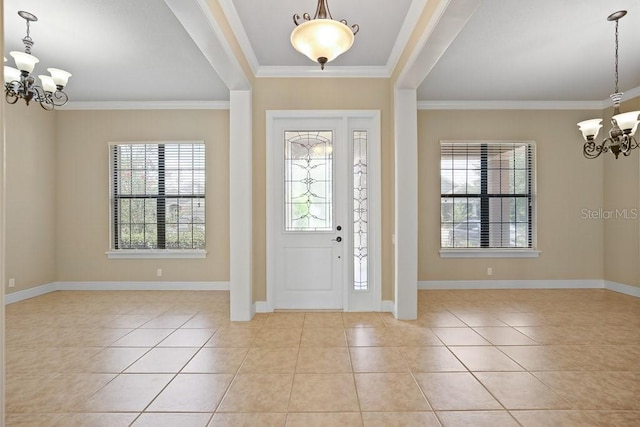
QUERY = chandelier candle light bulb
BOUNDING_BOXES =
[4,63,22,86]
[577,10,640,159]
[577,119,603,141]
[612,111,640,136]
[9,51,39,73]
[4,11,72,110]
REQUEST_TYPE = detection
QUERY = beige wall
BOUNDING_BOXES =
[604,97,640,288]
[5,103,57,293]
[55,110,230,283]
[251,78,395,301]
[418,109,605,281]
[4,90,638,299]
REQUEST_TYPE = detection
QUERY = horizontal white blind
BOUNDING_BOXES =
[440,142,535,249]
[111,142,205,250]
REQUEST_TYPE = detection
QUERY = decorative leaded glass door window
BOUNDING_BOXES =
[284,131,333,231]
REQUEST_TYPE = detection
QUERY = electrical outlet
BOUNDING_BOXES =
[487,267,493,276]
[156,269,162,277]
[8,278,15,288]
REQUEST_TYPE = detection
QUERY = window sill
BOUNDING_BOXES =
[106,249,207,259]
[439,249,540,258]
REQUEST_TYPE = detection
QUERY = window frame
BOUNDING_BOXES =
[106,141,207,259]
[439,140,540,258]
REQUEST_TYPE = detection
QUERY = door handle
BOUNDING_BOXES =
[332,236,342,242]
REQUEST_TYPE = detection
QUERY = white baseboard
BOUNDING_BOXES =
[5,281,230,305]
[4,282,58,305]
[8,279,638,307]
[419,279,640,298]
[254,301,272,313]
[253,300,396,314]
[419,279,605,290]
[381,300,395,315]
[604,280,640,298]
[56,281,230,291]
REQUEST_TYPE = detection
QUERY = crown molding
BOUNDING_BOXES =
[418,85,640,110]
[418,100,607,110]
[622,85,640,102]
[61,101,230,110]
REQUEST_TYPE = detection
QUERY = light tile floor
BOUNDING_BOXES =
[4,289,640,426]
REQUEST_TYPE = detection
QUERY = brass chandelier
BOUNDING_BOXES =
[291,0,359,70]
[4,11,72,111]
[577,10,640,159]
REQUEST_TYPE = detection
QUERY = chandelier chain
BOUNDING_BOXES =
[614,18,619,94]
[22,18,34,54]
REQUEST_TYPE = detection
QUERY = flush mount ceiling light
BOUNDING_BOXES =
[577,10,640,159]
[4,11,72,111]
[291,0,359,70]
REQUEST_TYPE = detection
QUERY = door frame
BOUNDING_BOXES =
[266,110,382,312]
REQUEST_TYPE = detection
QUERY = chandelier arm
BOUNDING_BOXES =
[38,95,54,111]
[583,138,611,159]
[52,90,69,107]
[620,136,630,154]
[619,135,640,155]
[5,87,20,104]
[31,85,47,103]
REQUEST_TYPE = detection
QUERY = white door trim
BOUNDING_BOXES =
[266,110,382,312]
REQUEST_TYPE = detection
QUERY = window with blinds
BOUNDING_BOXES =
[440,141,535,249]
[110,142,205,250]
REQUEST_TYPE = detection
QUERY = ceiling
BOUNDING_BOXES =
[4,0,640,107]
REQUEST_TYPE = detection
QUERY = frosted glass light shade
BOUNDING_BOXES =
[47,68,72,88]
[4,66,22,84]
[291,19,354,64]
[39,75,57,92]
[612,111,640,135]
[10,51,39,73]
[577,118,603,141]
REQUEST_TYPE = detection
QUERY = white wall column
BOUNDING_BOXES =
[394,89,419,320]
[229,90,253,321]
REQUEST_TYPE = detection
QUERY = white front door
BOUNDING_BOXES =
[271,118,347,309]
[267,111,381,312]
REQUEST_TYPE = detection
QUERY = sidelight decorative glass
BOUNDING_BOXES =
[353,130,368,291]
[284,131,333,231]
